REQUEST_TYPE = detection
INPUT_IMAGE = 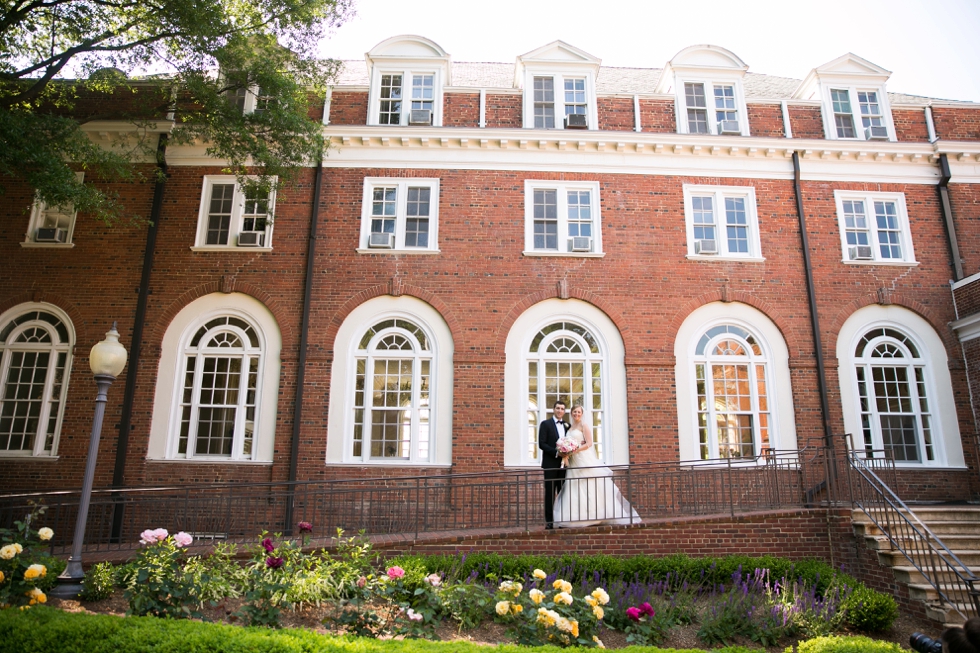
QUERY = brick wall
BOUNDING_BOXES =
[597,97,635,132]
[330,90,368,125]
[955,278,980,317]
[747,103,785,138]
[949,183,980,278]
[788,105,825,139]
[639,99,676,133]
[932,107,980,141]
[444,93,480,127]
[485,94,522,128]
[892,108,930,143]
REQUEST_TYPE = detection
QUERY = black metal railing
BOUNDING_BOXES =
[0,449,814,556]
[842,437,980,620]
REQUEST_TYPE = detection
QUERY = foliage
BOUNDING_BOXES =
[793,635,906,653]
[438,582,494,630]
[622,601,671,646]
[235,533,292,627]
[0,0,354,224]
[123,529,200,619]
[841,586,899,632]
[0,504,60,609]
[490,573,607,648]
[79,562,116,602]
[183,543,246,608]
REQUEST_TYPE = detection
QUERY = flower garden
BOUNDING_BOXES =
[0,508,918,653]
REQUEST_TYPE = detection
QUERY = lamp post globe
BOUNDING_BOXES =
[50,323,127,598]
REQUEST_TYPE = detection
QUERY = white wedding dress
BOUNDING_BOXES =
[554,427,641,527]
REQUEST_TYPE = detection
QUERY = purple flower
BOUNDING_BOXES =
[626,606,642,621]
[266,556,284,569]
[261,537,275,553]
[297,521,313,534]
[640,602,655,616]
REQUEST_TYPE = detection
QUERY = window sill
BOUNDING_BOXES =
[686,254,765,263]
[190,246,274,253]
[356,248,441,255]
[325,461,452,468]
[840,259,919,267]
[20,242,74,249]
[523,251,605,258]
[0,453,59,459]
[146,458,273,465]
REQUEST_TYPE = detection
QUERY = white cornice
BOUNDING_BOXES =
[951,312,980,343]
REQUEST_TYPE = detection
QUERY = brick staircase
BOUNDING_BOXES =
[852,505,980,627]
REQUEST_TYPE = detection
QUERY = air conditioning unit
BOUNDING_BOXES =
[848,245,874,260]
[570,236,592,252]
[35,228,67,243]
[408,109,432,125]
[565,113,588,129]
[717,120,740,135]
[238,232,265,247]
[865,125,888,140]
[694,239,717,255]
[368,232,395,248]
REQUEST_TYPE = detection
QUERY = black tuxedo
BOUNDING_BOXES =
[539,418,570,528]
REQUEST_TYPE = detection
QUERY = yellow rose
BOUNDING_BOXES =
[593,636,606,649]
[570,620,579,638]
[584,595,597,607]
[557,617,572,633]
[0,545,17,560]
[554,591,573,605]
[25,588,45,605]
[592,605,604,620]
[23,564,46,581]
[552,578,565,590]
[533,569,547,580]
[0,570,5,583]
[37,528,53,541]
[511,603,523,614]
[591,587,610,605]
[495,600,511,616]
[12,544,22,554]
[529,588,545,604]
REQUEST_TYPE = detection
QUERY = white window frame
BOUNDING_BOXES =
[0,303,74,458]
[683,185,763,261]
[367,68,444,127]
[193,176,276,251]
[522,71,598,130]
[833,191,915,265]
[358,178,440,253]
[820,85,895,141]
[674,79,749,136]
[228,84,273,115]
[523,180,602,257]
[23,172,83,248]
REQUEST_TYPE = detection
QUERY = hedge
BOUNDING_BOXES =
[791,636,906,653]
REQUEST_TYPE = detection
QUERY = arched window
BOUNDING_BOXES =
[525,320,607,465]
[693,324,771,460]
[352,318,433,462]
[0,305,74,456]
[853,327,934,462]
[171,315,264,459]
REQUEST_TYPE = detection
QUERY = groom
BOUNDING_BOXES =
[539,400,569,530]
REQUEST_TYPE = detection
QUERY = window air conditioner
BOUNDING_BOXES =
[865,125,888,140]
[717,120,740,135]
[238,232,265,247]
[565,113,588,129]
[694,239,717,255]
[409,109,432,125]
[368,232,395,248]
[35,228,67,243]
[570,236,593,252]
[848,245,874,260]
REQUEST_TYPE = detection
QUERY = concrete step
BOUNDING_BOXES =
[922,600,978,627]
[852,506,980,525]
[854,519,980,538]
[877,548,980,568]
[892,565,980,586]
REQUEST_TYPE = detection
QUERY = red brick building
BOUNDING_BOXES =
[2,36,978,504]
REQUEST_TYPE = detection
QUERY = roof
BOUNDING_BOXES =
[332,59,974,105]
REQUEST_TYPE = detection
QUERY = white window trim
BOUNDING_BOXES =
[504,298,628,469]
[820,85,896,142]
[833,190,915,266]
[523,180,602,257]
[192,176,276,251]
[0,303,75,458]
[521,70,598,131]
[683,185,763,261]
[836,305,963,469]
[367,68,444,127]
[326,296,454,467]
[674,78,749,137]
[358,178,440,253]
[147,293,281,463]
[22,172,83,248]
[674,302,797,465]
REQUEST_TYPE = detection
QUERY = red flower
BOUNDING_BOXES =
[266,556,284,569]
[640,602,655,616]
[626,606,642,621]
[261,537,275,553]
[297,521,313,534]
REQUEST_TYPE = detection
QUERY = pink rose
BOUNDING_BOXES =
[386,566,405,579]
[152,528,168,541]
[139,528,169,545]
[626,606,642,622]
[297,521,313,534]
[356,576,367,588]
[173,532,193,548]
[425,573,442,587]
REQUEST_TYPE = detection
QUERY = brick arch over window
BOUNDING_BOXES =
[826,292,955,355]
[0,292,84,334]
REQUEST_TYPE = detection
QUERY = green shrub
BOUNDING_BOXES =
[79,561,115,601]
[842,586,899,632]
[792,635,905,653]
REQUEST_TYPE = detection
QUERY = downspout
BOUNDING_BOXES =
[284,152,324,534]
[110,133,168,540]
[937,153,964,281]
[792,152,834,448]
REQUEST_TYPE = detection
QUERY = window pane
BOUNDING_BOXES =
[411,74,434,112]
[379,74,403,124]
[533,77,555,128]
[714,85,737,122]
[371,186,397,236]
[874,201,902,259]
[692,196,715,241]
[0,350,49,451]
[206,184,235,245]
[685,83,708,133]
[533,189,558,250]
[831,89,855,138]
[724,197,748,253]
[405,187,430,248]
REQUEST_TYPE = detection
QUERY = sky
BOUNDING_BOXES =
[318,0,980,103]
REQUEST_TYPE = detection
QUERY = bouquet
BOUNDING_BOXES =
[556,437,578,468]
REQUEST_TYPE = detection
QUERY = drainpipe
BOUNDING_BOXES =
[937,153,964,281]
[792,152,834,449]
[110,133,168,540]
[284,154,324,534]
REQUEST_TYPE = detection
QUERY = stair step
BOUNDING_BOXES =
[877,549,980,567]
[855,521,980,538]
[892,566,980,586]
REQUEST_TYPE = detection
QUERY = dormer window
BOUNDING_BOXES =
[366,36,450,127]
[518,41,600,131]
[831,89,856,137]
[657,46,751,137]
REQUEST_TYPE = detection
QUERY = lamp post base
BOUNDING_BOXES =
[49,558,86,599]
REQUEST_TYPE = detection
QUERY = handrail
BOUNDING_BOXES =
[843,440,980,620]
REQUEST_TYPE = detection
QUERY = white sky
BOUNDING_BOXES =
[320,0,980,103]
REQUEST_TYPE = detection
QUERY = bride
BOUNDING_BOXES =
[554,405,641,527]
